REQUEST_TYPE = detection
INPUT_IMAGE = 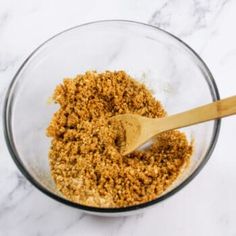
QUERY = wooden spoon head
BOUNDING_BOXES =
[110,114,143,155]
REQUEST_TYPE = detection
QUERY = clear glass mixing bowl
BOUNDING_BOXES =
[3,20,220,216]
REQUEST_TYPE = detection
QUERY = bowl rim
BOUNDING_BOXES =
[3,19,221,213]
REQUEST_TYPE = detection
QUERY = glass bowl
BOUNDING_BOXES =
[3,20,220,216]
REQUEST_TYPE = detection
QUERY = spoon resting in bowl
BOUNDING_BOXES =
[112,95,236,155]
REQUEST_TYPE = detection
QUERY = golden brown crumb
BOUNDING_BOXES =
[47,71,192,207]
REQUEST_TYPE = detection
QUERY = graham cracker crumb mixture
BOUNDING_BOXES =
[47,71,192,207]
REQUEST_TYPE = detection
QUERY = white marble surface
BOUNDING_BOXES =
[1,0,236,235]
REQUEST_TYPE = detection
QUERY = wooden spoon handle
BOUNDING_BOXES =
[155,95,236,132]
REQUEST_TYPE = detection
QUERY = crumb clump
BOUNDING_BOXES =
[47,71,192,207]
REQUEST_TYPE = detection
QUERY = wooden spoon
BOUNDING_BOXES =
[112,95,236,155]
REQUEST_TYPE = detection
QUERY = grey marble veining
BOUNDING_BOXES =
[1,0,236,235]
[149,0,231,37]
